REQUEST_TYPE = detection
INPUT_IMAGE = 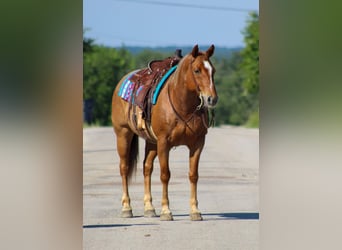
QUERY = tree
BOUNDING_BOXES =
[83,46,135,125]
[240,12,259,127]
[83,29,94,53]
[240,12,259,94]
[214,53,254,125]
[213,13,259,127]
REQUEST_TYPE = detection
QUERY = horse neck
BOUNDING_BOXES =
[168,57,200,115]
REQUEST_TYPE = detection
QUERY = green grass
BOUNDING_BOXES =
[245,110,259,128]
[83,121,102,128]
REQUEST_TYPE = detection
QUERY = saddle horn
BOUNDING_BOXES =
[174,49,183,59]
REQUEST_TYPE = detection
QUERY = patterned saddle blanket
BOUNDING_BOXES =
[118,65,177,106]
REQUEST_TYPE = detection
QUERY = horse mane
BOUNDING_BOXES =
[172,54,191,80]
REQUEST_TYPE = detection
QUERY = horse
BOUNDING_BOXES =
[111,45,218,221]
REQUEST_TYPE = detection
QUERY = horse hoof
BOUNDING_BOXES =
[190,212,203,221]
[160,213,173,221]
[121,210,133,218]
[144,209,157,218]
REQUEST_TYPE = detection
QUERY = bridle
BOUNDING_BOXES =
[167,58,215,130]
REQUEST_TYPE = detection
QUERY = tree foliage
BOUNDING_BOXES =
[214,53,255,125]
[83,43,134,125]
[214,12,259,127]
[239,12,259,127]
[83,29,94,53]
[240,12,259,95]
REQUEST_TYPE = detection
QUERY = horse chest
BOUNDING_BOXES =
[169,117,207,145]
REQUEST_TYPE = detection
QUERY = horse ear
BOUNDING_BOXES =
[206,44,215,58]
[191,44,199,58]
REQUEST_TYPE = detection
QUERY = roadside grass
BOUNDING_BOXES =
[245,110,259,128]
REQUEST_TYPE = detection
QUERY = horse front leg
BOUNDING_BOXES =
[188,139,205,221]
[143,142,157,217]
[157,139,173,221]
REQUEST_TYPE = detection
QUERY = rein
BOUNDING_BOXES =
[167,80,214,131]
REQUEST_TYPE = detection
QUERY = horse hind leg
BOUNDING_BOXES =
[143,142,157,217]
[116,129,139,218]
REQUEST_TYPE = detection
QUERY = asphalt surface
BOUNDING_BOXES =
[83,126,259,250]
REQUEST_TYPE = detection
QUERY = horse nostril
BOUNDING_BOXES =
[213,96,218,105]
[207,96,218,106]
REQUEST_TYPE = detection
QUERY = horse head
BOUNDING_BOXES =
[189,44,218,109]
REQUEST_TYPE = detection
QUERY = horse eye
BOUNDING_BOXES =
[194,69,200,74]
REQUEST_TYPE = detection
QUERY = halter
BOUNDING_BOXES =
[197,93,204,110]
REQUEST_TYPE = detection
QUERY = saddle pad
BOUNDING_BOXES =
[118,71,139,102]
[118,65,177,105]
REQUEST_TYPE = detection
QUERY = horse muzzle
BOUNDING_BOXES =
[200,94,218,109]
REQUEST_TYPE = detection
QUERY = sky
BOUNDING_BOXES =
[83,0,259,48]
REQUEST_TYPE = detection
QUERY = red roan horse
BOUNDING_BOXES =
[111,45,218,221]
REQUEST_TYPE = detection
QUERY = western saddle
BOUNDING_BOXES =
[128,49,183,143]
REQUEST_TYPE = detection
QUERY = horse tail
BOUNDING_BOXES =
[128,134,139,181]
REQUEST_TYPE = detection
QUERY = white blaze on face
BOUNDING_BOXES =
[203,61,213,90]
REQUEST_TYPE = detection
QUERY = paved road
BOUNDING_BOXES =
[83,126,259,250]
